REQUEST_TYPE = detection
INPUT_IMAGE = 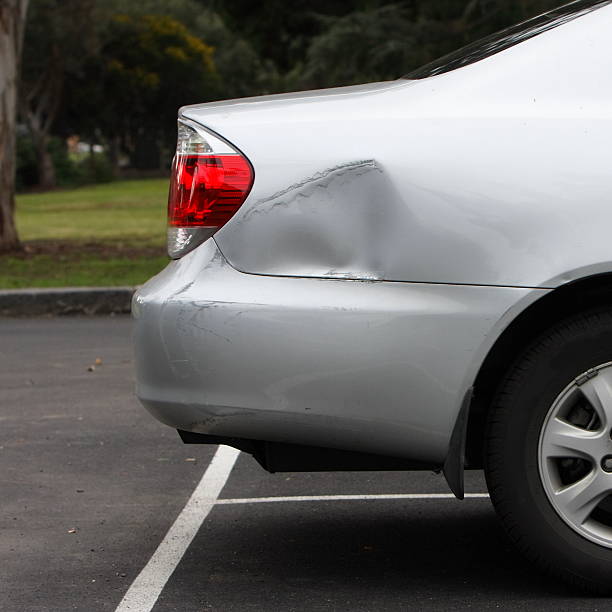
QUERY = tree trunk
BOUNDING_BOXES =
[34,132,56,189]
[108,135,121,177]
[22,38,62,190]
[0,0,29,252]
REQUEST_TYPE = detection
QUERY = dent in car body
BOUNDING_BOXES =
[182,5,612,288]
[231,159,412,281]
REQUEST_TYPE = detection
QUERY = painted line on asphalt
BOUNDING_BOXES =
[216,493,490,505]
[115,445,240,612]
[115,446,488,612]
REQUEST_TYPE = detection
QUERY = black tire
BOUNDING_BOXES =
[485,308,612,594]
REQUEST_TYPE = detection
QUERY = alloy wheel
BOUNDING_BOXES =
[539,362,612,547]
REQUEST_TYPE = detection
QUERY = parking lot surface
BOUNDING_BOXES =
[1,317,608,611]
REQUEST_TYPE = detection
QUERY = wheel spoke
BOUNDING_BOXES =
[538,361,612,547]
[580,373,612,430]
[554,471,612,526]
[542,417,603,461]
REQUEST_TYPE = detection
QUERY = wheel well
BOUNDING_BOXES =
[466,273,612,468]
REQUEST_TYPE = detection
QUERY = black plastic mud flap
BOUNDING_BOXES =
[443,387,473,500]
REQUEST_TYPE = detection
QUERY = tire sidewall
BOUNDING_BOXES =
[488,317,612,586]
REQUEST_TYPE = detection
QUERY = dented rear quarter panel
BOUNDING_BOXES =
[182,7,612,288]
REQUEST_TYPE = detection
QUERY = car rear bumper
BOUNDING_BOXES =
[133,240,537,464]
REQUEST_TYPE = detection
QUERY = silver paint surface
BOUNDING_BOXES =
[134,5,611,463]
[133,241,543,463]
[181,6,612,288]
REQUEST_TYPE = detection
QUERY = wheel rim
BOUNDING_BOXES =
[539,361,612,548]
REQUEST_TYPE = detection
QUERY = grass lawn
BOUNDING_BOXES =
[0,178,170,289]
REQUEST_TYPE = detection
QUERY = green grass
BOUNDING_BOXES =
[1,178,171,289]
[0,254,169,289]
[16,178,168,246]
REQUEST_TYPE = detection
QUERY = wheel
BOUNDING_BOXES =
[485,308,612,593]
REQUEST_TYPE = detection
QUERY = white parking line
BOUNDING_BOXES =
[216,493,489,505]
[115,445,240,612]
[116,446,489,612]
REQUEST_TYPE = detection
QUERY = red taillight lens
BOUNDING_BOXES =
[167,119,254,258]
[168,154,253,228]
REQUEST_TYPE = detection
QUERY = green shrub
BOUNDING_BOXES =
[74,153,115,184]
[48,137,80,186]
[15,132,37,190]
[16,133,115,190]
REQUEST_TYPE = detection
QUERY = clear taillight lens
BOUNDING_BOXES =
[167,119,254,258]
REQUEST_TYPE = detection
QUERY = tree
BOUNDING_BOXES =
[0,0,28,253]
[68,13,218,172]
[296,5,424,88]
[97,1,273,100]
[20,0,96,188]
[198,0,377,73]
[189,8,277,99]
[297,0,565,89]
[60,4,250,176]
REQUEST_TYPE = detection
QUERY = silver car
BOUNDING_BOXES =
[133,0,612,592]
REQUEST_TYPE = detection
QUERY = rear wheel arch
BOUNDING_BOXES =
[466,273,612,468]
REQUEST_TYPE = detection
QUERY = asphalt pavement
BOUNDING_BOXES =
[0,316,608,611]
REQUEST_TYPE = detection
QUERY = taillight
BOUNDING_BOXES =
[167,119,254,258]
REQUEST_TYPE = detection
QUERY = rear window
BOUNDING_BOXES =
[405,0,611,79]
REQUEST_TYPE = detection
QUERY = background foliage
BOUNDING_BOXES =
[17,0,563,190]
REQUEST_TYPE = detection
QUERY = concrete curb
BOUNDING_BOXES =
[0,287,136,317]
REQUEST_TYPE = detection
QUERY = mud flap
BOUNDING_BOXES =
[443,387,473,500]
